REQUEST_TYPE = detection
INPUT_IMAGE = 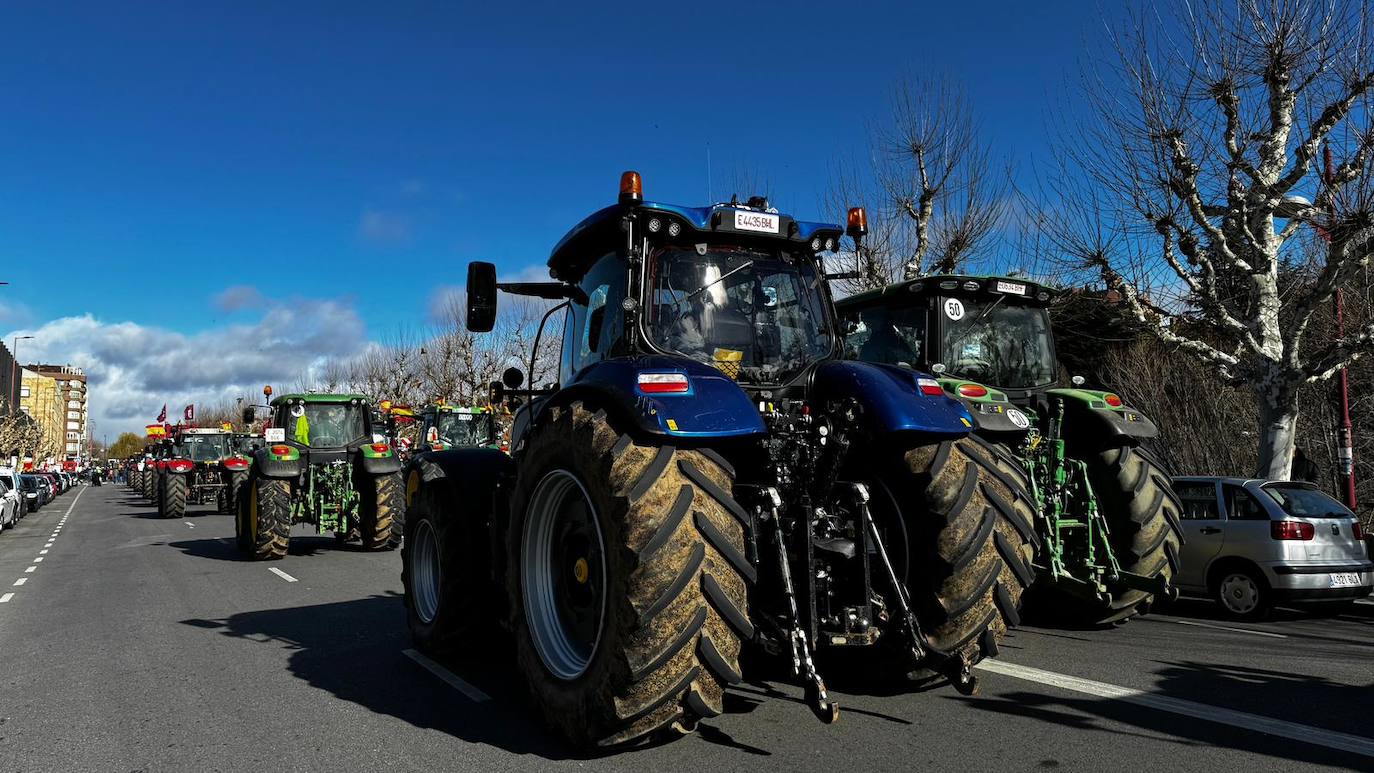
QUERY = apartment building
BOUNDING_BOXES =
[20,364,88,462]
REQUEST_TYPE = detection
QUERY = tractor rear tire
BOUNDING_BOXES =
[402,480,493,654]
[873,435,1036,668]
[162,474,188,520]
[360,472,401,550]
[507,402,749,748]
[238,477,290,560]
[143,469,157,500]
[1082,443,1184,625]
[221,470,247,515]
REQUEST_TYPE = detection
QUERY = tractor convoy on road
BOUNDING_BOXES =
[120,171,1189,750]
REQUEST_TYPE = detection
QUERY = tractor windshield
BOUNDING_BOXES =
[843,304,926,368]
[939,297,1056,389]
[432,412,494,447]
[178,434,229,462]
[286,403,368,448]
[648,246,833,384]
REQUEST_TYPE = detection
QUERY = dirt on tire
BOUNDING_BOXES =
[506,402,751,748]
[360,472,401,550]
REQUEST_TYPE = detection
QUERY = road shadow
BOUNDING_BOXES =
[169,537,247,562]
[177,595,816,759]
[962,659,1374,769]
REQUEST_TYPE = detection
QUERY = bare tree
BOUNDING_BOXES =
[826,77,1009,292]
[1045,1,1374,479]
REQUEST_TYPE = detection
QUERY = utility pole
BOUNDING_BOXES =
[1323,146,1358,510]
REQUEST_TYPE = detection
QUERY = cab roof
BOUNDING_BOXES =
[270,393,369,406]
[838,274,1057,311]
[428,404,491,414]
[178,428,230,436]
[548,201,844,282]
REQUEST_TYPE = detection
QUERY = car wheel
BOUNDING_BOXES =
[1214,569,1270,620]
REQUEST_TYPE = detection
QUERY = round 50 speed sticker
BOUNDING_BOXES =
[1006,408,1030,429]
[944,298,965,320]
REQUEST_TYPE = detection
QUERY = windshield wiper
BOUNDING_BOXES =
[684,261,754,303]
[973,294,1006,323]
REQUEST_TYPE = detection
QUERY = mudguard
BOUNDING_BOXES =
[811,360,973,437]
[252,447,302,479]
[1051,388,1158,440]
[405,448,515,510]
[936,378,1033,435]
[358,444,402,475]
[548,356,766,440]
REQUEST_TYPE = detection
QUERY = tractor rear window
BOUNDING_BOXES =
[939,297,1055,389]
[433,412,494,447]
[844,305,926,368]
[179,435,229,461]
[285,403,368,448]
[647,246,832,384]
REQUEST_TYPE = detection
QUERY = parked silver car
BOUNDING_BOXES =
[1171,476,1372,618]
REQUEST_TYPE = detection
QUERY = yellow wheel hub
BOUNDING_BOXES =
[572,557,589,584]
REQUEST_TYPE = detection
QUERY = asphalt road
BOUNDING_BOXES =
[1,484,1371,772]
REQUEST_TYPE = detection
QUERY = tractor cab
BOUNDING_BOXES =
[416,405,497,452]
[173,427,234,465]
[261,394,386,462]
[840,275,1058,401]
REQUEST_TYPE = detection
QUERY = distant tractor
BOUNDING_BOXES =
[235,390,404,560]
[838,275,1184,624]
[158,426,251,519]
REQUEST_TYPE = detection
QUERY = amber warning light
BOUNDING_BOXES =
[846,207,868,238]
[619,170,643,203]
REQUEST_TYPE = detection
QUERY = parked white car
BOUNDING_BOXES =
[0,468,22,531]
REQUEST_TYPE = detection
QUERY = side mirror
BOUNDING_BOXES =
[467,261,498,333]
[502,367,525,389]
[242,407,256,425]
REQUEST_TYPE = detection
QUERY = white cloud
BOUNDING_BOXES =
[358,208,415,246]
[5,293,370,439]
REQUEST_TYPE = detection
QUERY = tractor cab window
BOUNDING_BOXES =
[563,253,626,381]
[286,403,368,448]
[179,434,229,461]
[431,412,495,447]
[938,296,1055,389]
[648,246,832,384]
[843,305,926,369]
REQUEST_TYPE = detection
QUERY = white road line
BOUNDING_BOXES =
[0,593,12,603]
[32,557,42,563]
[63,486,85,515]
[267,567,298,583]
[184,521,195,528]
[1169,618,1288,638]
[1356,599,1374,607]
[23,566,35,573]
[39,549,48,555]
[977,659,1374,759]
[13,578,26,586]
[402,649,491,703]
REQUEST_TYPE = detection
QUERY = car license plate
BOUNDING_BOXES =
[1329,572,1361,588]
[264,428,286,443]
[734,210,780,234]
[996,280,1027,295]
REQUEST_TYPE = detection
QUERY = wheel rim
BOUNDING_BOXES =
[411,517,441,624]
[1219,573,1259,614]
[522,469,606,681]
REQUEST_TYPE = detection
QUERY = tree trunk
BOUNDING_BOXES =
[1255,385,1300,480]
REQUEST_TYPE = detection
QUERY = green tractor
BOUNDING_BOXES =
[415,404,500,452]
[837,275,1184,624]
[234,390,405,560]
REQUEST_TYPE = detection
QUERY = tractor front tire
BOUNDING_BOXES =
[1084,443,1184,625]
[872,436,1037,668]
[221,470,247,515]
[162,474,188,520]
[507,402,750,748]
[143,469,157,501]
[402,481,494,655]
[237,477,290,560]
[360,472,402,550]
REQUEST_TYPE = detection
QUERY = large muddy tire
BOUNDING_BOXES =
[1083,443,1184,624]
[162,474,188,519]
[219,470,248,514]
[237,477,290,560]
[143,469,157,500]
[402,479,493,654]
[360,472,401,550]
[870,436,1036,667]
[507,402,750,748]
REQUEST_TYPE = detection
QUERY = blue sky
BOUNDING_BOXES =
[0,1,1112,435]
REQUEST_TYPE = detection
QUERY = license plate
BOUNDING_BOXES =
[1330,572,1361,588]
[734,210,780,234]
[457,413,472,421]
[264,428,286,443]
[996,280,1027,295]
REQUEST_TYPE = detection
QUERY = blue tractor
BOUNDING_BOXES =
[401,172,1035,747]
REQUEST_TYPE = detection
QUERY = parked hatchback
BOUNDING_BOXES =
[1172,476,1372,618]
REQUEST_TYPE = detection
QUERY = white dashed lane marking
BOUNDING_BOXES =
[12,578,26,586]
[403,649,491,703]
[268,567,298,583]
[977,660,1374,759]
[23,566,35,573]
[32,557,42,563]
[0,593,12,603]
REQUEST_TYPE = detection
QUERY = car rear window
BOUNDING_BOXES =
[1262,484,1353,518]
